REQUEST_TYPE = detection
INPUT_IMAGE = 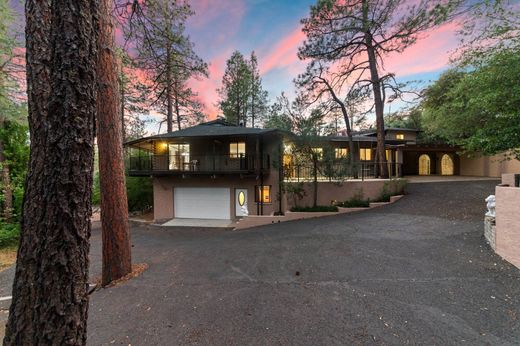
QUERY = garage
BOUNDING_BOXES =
[173,187,231,220]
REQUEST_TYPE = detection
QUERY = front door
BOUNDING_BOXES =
[235,189,248,217]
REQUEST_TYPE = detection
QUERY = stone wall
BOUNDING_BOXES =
[484,216,496,250]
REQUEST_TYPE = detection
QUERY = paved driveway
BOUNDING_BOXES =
[85,180,520,345]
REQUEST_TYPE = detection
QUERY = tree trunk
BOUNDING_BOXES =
[174,83,181,130]
[97,0,132,287]
[0,118,13,221]
[313,157,318,208]
[119,67,126,142]
[363,0,388,178]
[4,0,98,344]
[166,48,173,133]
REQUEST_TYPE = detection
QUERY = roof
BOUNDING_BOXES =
[125,118,278,147]
[355,127,421,136]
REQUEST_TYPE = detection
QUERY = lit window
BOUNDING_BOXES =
[396,133,405,140]
[255,186,271,203]
[360,148,372,161]
[335,148,348,159]
[386,149,392,161]
[230,142,246,158]
[311,147,323,159]
[168,143,190,170]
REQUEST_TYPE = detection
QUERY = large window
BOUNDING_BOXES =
[168,143,190,170]
[255,185,271,204]
[311,147,323,159]
[360,148,372,161]
[335,148,348,159]
[229,142,246,158]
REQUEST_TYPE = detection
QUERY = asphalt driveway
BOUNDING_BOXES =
[85,180,520,345]
[1,180,519,345]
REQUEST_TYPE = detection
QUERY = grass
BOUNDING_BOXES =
[290,205,339,212]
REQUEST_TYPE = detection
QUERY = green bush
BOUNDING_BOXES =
[376,178,408,203]
[93,173,153,213]
[126,175,153,212]
[0,222,20,248]
[338,188,370,208]
[290,205,339,212]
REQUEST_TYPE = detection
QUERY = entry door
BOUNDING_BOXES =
[235,189,248,217]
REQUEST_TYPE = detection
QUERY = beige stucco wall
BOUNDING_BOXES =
[495,185,520,269]
[286,179,391,209]
[460,154,520,177]
[153,172,281,222]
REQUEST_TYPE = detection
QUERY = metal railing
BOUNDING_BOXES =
[127,154,270,174]
[283,161,402,182]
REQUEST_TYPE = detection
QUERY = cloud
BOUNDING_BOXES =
[258,27,306,75]
[385,21,461,77]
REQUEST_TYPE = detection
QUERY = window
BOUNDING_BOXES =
[360,148,372,161]
[168,143,190,170]
[255,185,271,204]
[229,142,246,158]
[396,133,405,140]
[335,148,348,159]
[386,149,392,162]
[311,147,323,158]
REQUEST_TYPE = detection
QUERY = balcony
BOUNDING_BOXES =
[127,154,270,176]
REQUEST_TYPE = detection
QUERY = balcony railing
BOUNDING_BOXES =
[283,161,402,181]
[127,154,270,174]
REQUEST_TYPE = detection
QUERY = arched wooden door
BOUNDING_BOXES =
[418,154,430,175]
[441,154,454,175]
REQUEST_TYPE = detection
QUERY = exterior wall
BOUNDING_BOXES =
[285,180,389,209]
[460,154,520,177]
[152,173,281,222]
[385,130,417,142]
[495,185,520,269]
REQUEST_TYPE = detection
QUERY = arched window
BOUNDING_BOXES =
[441,154,454,175]
[418,154,430,175]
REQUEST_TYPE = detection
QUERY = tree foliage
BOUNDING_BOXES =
[298,0,462,177]
[422,50,520,159]
[125,0,208,132]
[218,50,269,127]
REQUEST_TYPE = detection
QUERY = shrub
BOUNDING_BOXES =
[376,178,408,203]
[0,222,20,248]
[290,205,339,212]
[338,188,370,208]
[126,175,153,212]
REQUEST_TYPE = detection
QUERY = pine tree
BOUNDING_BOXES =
[248,51,268,128]
[4,0,99,343]
[127,0,208,132]
[299,0,462,177]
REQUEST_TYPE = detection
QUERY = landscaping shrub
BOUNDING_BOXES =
[338,188,370,208]
[126,175,153,212]
[290,205,339,212]
[93,173,153,213]
[376,178,408,202]
[0,222,20,248]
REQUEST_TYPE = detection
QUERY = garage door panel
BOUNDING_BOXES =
[174,187,230,220]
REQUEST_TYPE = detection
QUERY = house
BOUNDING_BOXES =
[124,119,517,222]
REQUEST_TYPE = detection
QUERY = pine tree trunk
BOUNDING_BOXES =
[174,85,181,130]
[363,0,388,178]
[97,0,132,287]
[166,48,173,133]
[4,0,98,344]
[365,36,388,178]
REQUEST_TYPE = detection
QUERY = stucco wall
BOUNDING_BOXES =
[495,185,520,269]
[153,173,281,222]
[286,179,391,208]
[460,154,520,177]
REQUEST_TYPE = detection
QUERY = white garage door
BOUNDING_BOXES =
[174,187,230,220]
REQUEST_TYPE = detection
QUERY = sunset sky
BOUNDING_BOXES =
[184,0,462,122]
